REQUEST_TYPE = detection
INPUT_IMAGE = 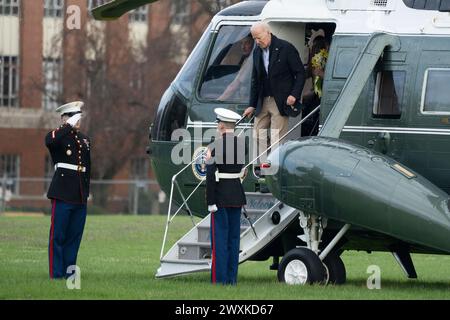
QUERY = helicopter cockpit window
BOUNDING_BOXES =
[421,68,450,114]
[174,24,212,99]
[373,70,405,118]
[198,25,254,103]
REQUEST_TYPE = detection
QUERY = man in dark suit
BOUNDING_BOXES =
[45,101,91,279]
[206,108,246,285]
[243,21,305,158]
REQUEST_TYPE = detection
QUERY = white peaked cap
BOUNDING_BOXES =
[55,101,84,116]
[214,108,241,123]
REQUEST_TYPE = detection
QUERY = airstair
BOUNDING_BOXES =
[156,192,299,278]
[155,107,320,278]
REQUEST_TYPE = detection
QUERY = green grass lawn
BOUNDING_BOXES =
[0,214,449,300]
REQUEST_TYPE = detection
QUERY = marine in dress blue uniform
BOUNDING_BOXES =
[206,108,246,285]
[45,101,91,279]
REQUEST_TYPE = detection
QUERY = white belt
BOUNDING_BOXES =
[215,169,245,182]
[55,163,86,172]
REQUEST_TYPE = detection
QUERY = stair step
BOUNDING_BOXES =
[178,241,210,247]
[197,225,248,231]
[157,199,301,278]
[161,258,210,265]
[178,241,211,260]
[244,208,268,214]
[197,225,250,242]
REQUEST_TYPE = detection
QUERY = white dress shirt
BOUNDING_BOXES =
[262,47,270,74]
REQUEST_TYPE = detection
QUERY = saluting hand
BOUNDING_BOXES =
[66,113,82,127]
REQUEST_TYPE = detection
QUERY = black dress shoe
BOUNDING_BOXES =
[269,256,280,270]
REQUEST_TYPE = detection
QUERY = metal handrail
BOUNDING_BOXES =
[160,115,253,259]
[159,107,320,259]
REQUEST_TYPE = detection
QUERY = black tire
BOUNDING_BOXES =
[322,251,346,285]
[277,248,326,285]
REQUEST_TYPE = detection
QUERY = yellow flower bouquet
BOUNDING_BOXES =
[311,49,329,98]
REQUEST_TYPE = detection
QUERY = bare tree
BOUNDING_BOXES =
[33,18,170,207]
[36,1,238,208]
[197,0,237,16]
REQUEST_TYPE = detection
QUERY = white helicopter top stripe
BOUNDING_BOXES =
[192,122,450,135]
[260,0,450,36]
[326,126,450,135]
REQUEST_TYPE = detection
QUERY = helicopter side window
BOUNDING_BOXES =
[421,68,450,114]
[198,25,254,103]
[373,70,405,119]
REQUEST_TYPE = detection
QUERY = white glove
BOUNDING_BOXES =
[66,113,82,127]
[208,204,218,213]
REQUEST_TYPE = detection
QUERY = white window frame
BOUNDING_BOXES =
[420,67,450,116]
[42,57,63,111]
[44,0,64,18]
[0,56,19,108]
[171,0,190,26]
[130,157,149,180]
[0,0,20,16]
[129,6,148,23]
[87,0,111,12]
[0,154,20,195]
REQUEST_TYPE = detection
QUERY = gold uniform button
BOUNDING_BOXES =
[66,149,72,156]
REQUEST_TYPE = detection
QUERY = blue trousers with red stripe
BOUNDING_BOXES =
[48,200,87,279]
[210,207,241,285]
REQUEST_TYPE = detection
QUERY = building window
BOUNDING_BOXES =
[129,6,148,23]
[42,58,63,111]
[44,0,64,18]
[373,70,405,118]
[0,56,19,108]
[0,154,20,195]
[87,0,109,12]
[421,68,450,114]
[131,157,149,180]
[44,155,54,192]
[171,0,190,26]
[0,0,20,16]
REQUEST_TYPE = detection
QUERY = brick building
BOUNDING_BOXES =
[0,0,226,213]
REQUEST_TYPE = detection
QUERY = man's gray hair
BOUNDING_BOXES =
[250,21,271,33]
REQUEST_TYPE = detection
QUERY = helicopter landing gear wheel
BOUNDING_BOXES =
[277,248,326,285]
[322,251,346,285]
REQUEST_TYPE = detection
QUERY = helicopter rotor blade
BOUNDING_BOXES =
[91,0,159,21]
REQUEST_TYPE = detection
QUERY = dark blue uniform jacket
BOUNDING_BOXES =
[206,133,246,207]
[45,124,91,204]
